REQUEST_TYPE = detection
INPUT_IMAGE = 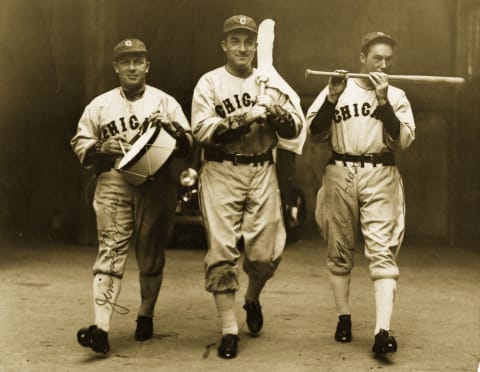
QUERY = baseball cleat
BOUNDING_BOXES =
[243,301,263,335]
[335,314,352,343]
[217,334,239,359]
[135,316,153,341]
[77,325,110,354]
[372,329,397,354]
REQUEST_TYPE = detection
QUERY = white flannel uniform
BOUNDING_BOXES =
[306,79,415,280]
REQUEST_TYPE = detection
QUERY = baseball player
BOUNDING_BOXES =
[191,15,305,359]
[306,32,415,355]
[71,38,192,354]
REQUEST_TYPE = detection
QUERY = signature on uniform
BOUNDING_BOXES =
[94,190,130,315]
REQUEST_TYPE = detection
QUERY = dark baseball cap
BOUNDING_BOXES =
[114,38,147,59]
[360,32,396,51]
[223,15,257,34]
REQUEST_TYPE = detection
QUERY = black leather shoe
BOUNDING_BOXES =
[243,301,263,334]
[335,314,352,343]
[218,334,239,359]
[372,329,397,354]
[135,316,153,341]
[77,325,110,354]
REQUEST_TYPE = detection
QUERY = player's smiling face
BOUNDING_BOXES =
[360,43,394,74]
[222,30,257,75]
[114,53,150,91]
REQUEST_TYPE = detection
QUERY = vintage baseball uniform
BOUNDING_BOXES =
[306,78,415,280]
[71,85,190,313]
[192,66,304,292]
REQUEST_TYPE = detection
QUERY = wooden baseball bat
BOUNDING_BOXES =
[305,69,465,85]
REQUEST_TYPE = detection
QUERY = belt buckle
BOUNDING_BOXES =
[232,152,239,165]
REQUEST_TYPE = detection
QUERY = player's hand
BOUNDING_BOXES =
[246,106,267,124]
[265,104,297,138]
[256,94,273,109]
[149,111,186,138]
[149,111,170,128]
[212,114,251,144]
[99,136,131,155]
[328,70,348,103]
[162,120,187,139]
[369,71,389,105]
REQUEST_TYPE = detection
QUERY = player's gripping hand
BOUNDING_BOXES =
[369,72,389,105]
[212,114,251,144]
[149,110,192,157]
[243,94,270,124]
[98,136,131,156]
[265,104,297,139]
[149,111,171,130]
[328,70,348,103]
[150,112,186,139]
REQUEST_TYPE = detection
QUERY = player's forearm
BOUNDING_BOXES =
[70,133,99,166]
[212,115,252,144]
[309,96,336,138]
[376,101,400,140]
[173,133,192,158]
[266,109,297,139]
[288,111,304,139]
[83,143,100,166]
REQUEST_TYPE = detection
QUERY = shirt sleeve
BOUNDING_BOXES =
[70,102,100,167]
[165,94,193,153]
[383,91,415,151]
[306,86,332,142]
[272,89,304,139]
[191,76,223,145]
[165,95,191,132]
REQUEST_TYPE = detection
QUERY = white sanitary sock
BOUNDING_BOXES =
[214,292,238,335]
[93,273,122,332]
[374,278,397,335]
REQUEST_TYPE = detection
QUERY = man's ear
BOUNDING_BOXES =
[221,40,227,52]
[113,61,119,74]
[359,52,366,65]
[146,60,151,73]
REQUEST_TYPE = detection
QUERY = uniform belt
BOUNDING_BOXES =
[204,148,274,165]
[329,151,395,167]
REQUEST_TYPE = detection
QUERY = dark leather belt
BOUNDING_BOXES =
[204,148,274,165]
[329,151,395,167]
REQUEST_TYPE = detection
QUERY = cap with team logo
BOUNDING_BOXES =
[113,38,147,59]
[223,15,257,34]
[360,32,396,51]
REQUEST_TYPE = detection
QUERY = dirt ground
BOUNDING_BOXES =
[0,234,478,372]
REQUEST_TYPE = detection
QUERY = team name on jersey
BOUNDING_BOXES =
[100,114,149,141]
[333,102,380,123]
[215,93,255,118]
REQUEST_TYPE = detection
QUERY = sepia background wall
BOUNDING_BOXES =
[0,0,478,247]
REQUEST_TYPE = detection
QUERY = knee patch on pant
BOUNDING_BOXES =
[327,254,354,276]
[242,257,281,282]
[205,263,239,293]
[327,263,352,276]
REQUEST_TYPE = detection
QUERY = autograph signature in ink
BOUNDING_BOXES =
[95,189,130,315]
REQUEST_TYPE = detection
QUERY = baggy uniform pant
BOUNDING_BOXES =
[315,162,405,280]
[92,169,176,279]
[199,160,286,293]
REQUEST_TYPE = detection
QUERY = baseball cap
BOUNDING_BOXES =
[223,15,257,34]
[360,32,396,51]
[113,38,147,59]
